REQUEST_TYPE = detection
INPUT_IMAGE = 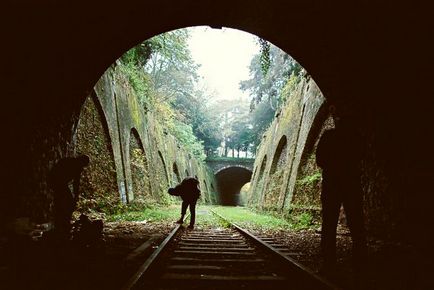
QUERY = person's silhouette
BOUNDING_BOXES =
[49,155,90,240]
[316,105,366,275]
[168,177,201,229]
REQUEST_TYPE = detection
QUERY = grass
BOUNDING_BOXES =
[106,204,316,231]
[210,206,294,231]
[211,206,318,231]
[105,203,225,227]
[106,204,180,222]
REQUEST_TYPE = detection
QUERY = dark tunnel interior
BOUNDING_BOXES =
[215,167,252,206]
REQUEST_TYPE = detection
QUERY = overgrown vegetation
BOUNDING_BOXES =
[205,156,255,162]
[75,96,120,214]
[76,28,312,220]
[212,206,318,230]
[103,204,317,232]
[106,204,180,222]
[118,30,214,161]
[240,44,303,152]
[292,154,322,209]
[118,28,304,159]
[130,134,155,204]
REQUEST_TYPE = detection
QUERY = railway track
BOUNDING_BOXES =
[122,209,339,290]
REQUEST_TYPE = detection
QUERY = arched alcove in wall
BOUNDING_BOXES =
[129,128,152,202]
[252,155,267,204]
[154,150,169,197]
[263,135,288,207]
[75,91,118,211]
[173,162,181,184]
[270,136,288,175]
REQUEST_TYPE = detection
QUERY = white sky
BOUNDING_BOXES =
[188,26,260,101]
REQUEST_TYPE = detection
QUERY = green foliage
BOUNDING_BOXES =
[263,168,285,209]
[118,29,210,160]
[294,212,313,229]
[249,101,275,150]
[120,43,153,67]
[118,61,152,109]
[105,204,317,231]
[208,97,256,158]
[240,44,301,110]
[205,156,255,162]
[280,72,300,104]
[212,206,293,230]
[106,205,230,229]
[296,172,322,186]
[292,154,322,211]
[239,43,302,149]
[106,204,180,222]
[75,96,120,215]
[258,38,271,76]
[167,120,206,161]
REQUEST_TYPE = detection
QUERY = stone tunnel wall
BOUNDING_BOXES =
[15,63,217,224]
[247,75,420,244]
[84,63,218,206]
[248,77,325,211]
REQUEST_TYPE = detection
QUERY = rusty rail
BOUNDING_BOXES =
[121,215,189,290]
[210,209,341,290]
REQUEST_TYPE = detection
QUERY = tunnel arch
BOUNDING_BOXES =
[251,155,268,204]
[203,180,209,193]
[251,166,258,180]
[215,165,252,175]
[76,3,341,108]
[270,135,288,175]
[157,151,169,181]
[31,4,334,219]
[258,155,268,181]
[215,166,252,206]
[298,102,333,165]
[264,135,289,207]
[75,91,119,210]
[173,162,181,183]
[59,1,348,131]
[152,150,169,198]
[4,5,434,285]
[73,11,334,210]
[129,127,151,202]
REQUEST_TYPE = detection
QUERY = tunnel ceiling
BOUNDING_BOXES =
[216,167,252,206]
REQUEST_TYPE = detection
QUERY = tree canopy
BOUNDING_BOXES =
[118,30,302,161]
[120,29,222,161]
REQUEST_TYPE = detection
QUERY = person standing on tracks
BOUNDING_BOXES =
[168,177,201,229]
[49,155,90,240]
[316,104,367,275]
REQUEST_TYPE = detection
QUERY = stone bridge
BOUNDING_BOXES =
[205,157,255,174]
[206,158,254,205]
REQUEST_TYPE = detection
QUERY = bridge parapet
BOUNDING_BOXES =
[206,157,255,174]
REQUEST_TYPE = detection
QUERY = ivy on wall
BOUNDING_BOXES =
[75,95,119,214]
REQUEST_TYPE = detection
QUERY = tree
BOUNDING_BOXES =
[239,41,302,150]
[119,28,222,160]
[240,43,301,111]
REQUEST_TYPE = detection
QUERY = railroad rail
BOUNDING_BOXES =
[122,210,340,290]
